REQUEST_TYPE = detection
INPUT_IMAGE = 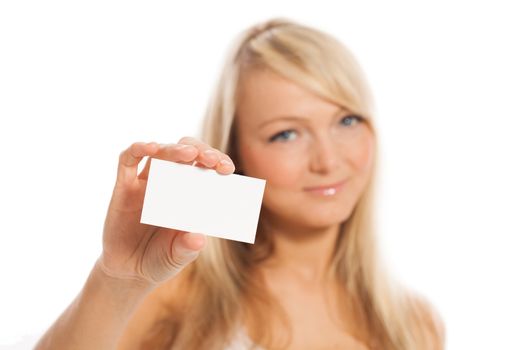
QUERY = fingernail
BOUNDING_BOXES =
[219,159,233,166]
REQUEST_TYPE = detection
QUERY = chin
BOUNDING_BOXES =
[294,201,354,228]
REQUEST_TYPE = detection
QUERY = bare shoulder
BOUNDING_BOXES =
[116,273,188,350]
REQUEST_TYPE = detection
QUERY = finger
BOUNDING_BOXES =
[215,158,236,175]
[117,142,159,184]
[140,230,205,283]
[155,143,200,163]
[137,156,152,180]
[193,160,235,175]
[178,136,235,174]
[193,154,235,174]
[176,232,207,251]
[137,143,199,180]
[166,232,206,271]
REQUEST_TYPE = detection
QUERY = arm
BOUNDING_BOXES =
[35,259,154,350]
[117,271,186,350]
[34,139,235,350]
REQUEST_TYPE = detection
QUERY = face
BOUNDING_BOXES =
[234,68,375,232]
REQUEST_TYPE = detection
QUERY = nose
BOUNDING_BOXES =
[308,134,340,174]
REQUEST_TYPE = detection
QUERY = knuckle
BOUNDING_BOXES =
[130,142,144,154]
[130,141,143,151]
[118,149,127,162]
[178,136,195,144]
[203,148,219,157]
[165,143,178,153]
[158,143,173,153]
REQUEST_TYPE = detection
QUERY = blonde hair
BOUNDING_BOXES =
[144,17,445,350]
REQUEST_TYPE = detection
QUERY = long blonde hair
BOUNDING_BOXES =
[145,17,445,350]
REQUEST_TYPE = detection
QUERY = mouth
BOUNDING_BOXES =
[303,178,348,196]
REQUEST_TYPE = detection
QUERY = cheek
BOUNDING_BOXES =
[342,130,375,174]
[240,146,306,187]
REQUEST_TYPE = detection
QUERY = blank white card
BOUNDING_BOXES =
[140,158,266,244]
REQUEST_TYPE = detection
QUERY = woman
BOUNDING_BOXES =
[36,18,445,350]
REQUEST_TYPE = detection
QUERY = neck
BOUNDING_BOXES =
[258,210,341,285]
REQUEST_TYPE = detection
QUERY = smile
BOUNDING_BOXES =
[303,178,348,196]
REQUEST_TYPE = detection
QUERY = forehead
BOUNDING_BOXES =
[235,68,341,126]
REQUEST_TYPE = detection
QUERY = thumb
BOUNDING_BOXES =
[169,232,207,269]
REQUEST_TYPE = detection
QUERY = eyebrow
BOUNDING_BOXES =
[258,107,348,128]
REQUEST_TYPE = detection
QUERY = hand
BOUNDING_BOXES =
[98,137,235,285]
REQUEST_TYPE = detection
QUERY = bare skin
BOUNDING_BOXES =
[35,138,236,350]
[234,68,375,349]
[117,69,377,349]
[38,68,439,349]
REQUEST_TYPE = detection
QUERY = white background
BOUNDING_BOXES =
[1,1,524,349]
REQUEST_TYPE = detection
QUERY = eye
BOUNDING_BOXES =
[340,114,364,126]
[268,129,297,143]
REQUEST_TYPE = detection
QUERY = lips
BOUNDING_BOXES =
[303,178,348,194]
